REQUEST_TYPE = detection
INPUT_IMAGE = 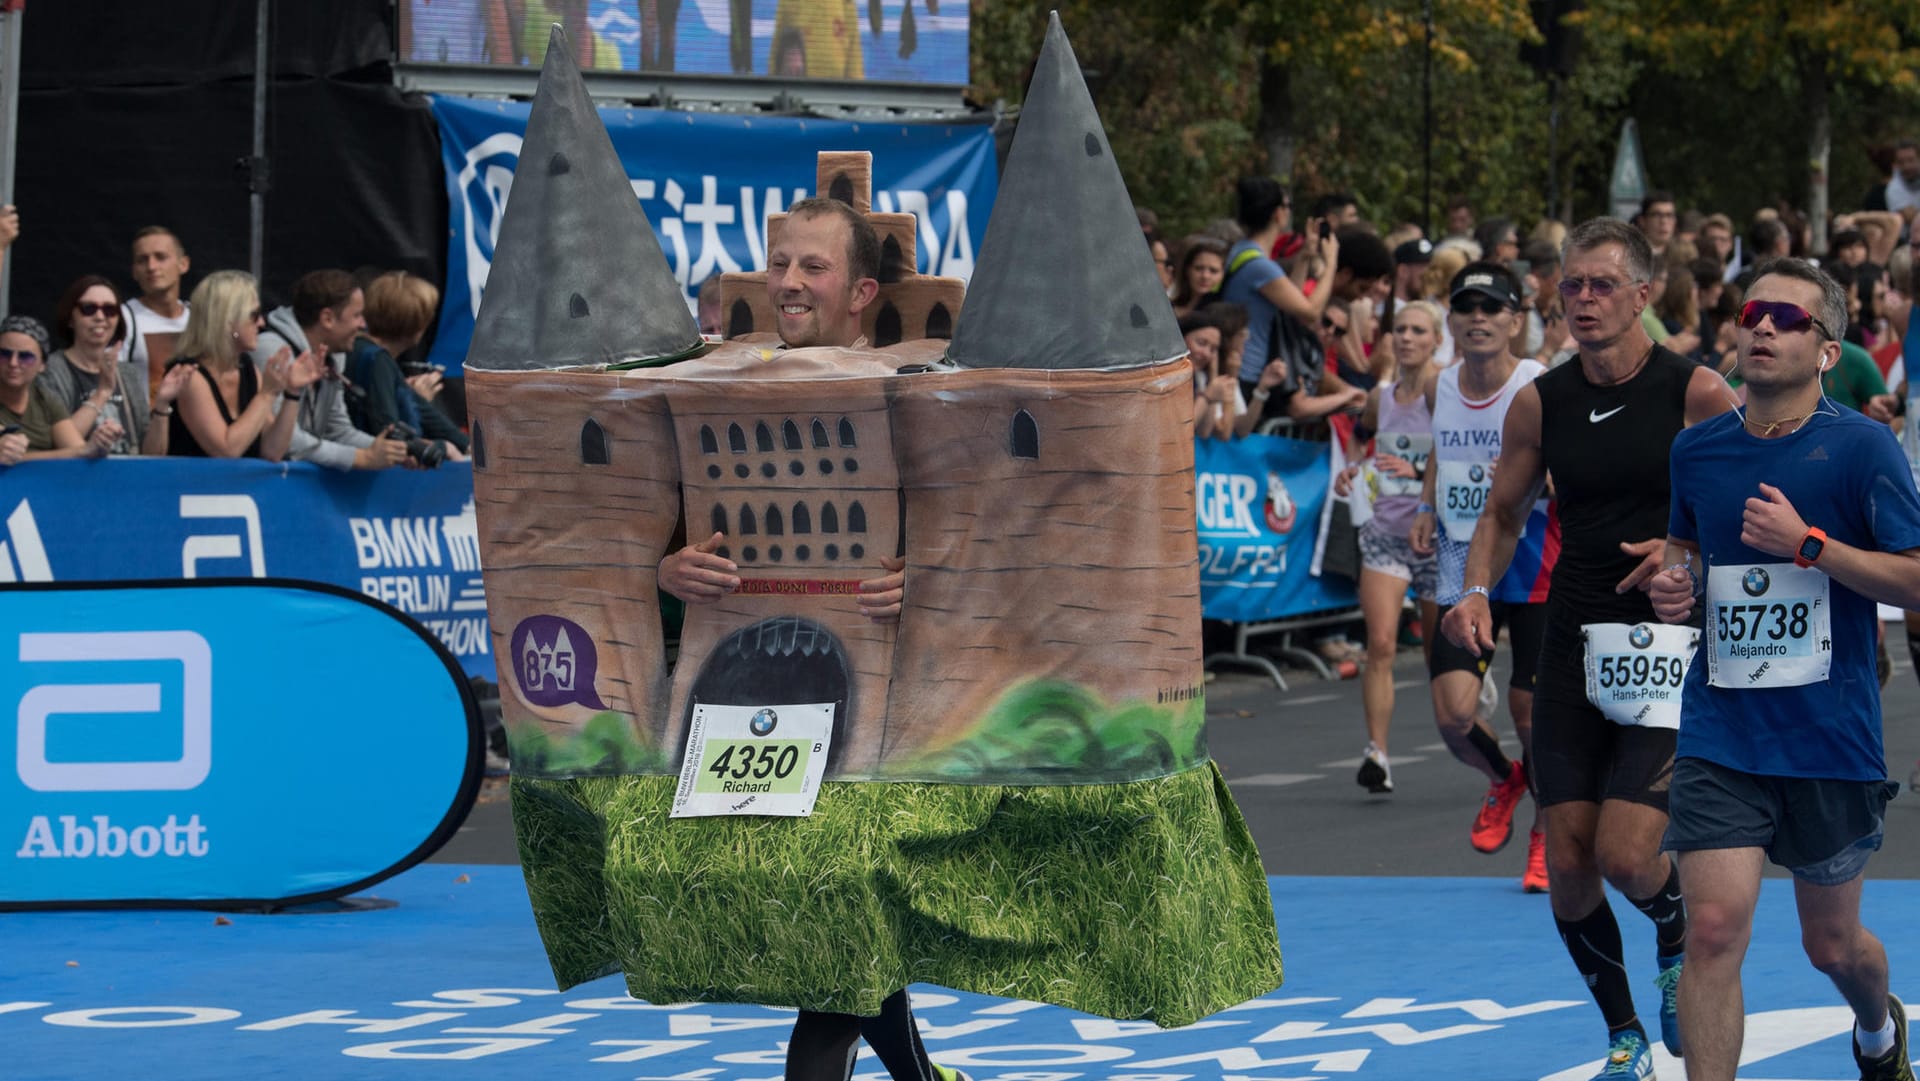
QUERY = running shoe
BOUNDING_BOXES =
[1591,1030,1654,1080]
[1471,760,1528,853]
[1854,993,1915,1081]
[1522,827,1549,893]
[1356,744,1393,794]
[1653,954,1683,1057]
[933,1066,975,1081]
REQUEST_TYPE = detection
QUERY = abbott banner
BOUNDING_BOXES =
[0,459,492,682]
[1194,435,1357,622]
[1,581,481,907]
[430,94,998,371]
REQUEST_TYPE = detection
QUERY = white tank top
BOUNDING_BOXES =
[1431,359,1544,541]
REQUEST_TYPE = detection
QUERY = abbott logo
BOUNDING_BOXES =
[0,500,52,582]
[180,495,265,577]
[16,631,212,792]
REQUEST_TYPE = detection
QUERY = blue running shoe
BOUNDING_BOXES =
[1591,1030,1654,1080]
[1654,954,1683,1057]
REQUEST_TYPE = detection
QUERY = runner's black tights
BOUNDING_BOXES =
[784,989,940,1081]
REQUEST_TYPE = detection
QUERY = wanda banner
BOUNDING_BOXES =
[400,0,968,84]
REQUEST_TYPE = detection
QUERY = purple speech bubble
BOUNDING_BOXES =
[509,614,607,709]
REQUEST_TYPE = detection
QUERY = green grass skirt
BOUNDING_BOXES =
[512,761,1281,1027]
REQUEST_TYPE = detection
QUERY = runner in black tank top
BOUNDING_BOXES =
[1534,345,1693,629]
[1437,220,1736,1078]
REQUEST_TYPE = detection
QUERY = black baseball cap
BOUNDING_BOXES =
[1448,262,1521,309]
[1394,238,1434,266]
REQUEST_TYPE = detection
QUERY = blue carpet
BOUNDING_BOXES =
[1,867,1906,1080]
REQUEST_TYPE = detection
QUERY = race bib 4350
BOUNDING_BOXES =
[671,702,833,818]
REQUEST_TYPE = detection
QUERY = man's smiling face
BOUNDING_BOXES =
[767,211,864,349]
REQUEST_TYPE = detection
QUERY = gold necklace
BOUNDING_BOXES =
[1740,406,1820,437]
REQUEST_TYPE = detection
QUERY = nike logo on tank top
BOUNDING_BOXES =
[1535,347,1693,625]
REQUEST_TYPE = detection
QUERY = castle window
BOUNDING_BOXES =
[873,302,903,347]
[811,418,830,448]
[848,501,867,533]
[838,418,857,448]
[699,425,718,454]
[792,503,811,534]
[739,505,757,535]
[765,504,784,536]
[728,423,747,453]
[470,420,487,469]
[1011,409,1039,460]
[711,505,728,535]
[820,503,839,533]
[581,419,610,465]
[755,421,775,453]
[782,419,802,451]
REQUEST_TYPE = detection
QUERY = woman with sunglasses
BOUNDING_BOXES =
[40,274,190,457]
[0,315,122,466]
[165,269,318,460]
[1332,299,1445,794]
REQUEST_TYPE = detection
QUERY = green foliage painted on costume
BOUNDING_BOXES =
[505,682,1205,784]
[891,679,1207,783]
[505,711,667,777]
[510,763,1282,1025]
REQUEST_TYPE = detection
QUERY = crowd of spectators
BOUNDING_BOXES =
[0,220,463,470]
[1154,149,1920,671]
[1149,153,1919,452]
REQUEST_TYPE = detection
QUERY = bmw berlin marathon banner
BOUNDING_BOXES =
[428,95,999,371]
[0,459,495,681]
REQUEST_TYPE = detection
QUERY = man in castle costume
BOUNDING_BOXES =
[463,13,1284,1076]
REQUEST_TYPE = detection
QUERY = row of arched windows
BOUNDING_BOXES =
[700,418,856,455]
[711,500,867,537]
[475,409,1038,472]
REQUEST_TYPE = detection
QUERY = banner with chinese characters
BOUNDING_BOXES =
[428,94,997,371]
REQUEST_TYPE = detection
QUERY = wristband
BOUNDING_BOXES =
[1416,502,1435,515]
[150,407,172,418]
[1463,585,1492,601]
[283,390,303,402]
[1251,387,1271,401]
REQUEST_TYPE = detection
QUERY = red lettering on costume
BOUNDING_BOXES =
[735,578,865,596]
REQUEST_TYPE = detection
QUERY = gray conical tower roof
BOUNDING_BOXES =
[465,26,700,371]
[946,12,1185,371]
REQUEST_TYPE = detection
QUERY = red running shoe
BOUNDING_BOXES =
[1471,760,1528,854]
[1522,827,1549,893]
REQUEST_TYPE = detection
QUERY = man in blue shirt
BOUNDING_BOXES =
[1221,176,1367,423]
[1652,258,1920,1081]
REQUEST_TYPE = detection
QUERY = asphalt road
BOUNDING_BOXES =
[435,635,1920,880]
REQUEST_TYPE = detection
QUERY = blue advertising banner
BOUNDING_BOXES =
[0,460,494,682]
[430,95,999,371]
[0,581,480,907]
[1195,435,1357,622]
[402,0,969,85]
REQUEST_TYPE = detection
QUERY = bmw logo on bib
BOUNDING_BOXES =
[1629,624,1654,649]
[1742,567,1771,597]
[750,709,778,737]
[1469,464,1485,484]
